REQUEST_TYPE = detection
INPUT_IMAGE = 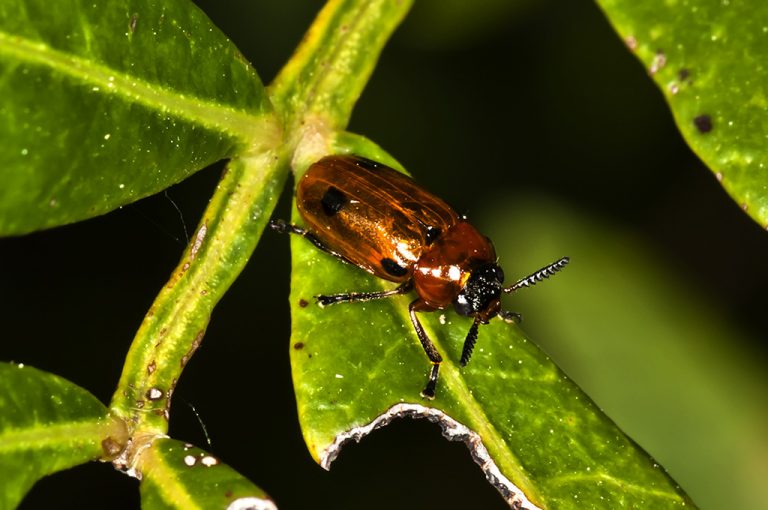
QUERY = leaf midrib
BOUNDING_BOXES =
[333,271,541,501]
[141,444,200,510]
[0,31,279,149]
[0,419,107,452]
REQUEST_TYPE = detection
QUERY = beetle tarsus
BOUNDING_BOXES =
[420,364,440,399]
[498,310,522,323]
[268,218,290,233]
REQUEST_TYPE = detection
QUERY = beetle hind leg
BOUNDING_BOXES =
[269,219,351,264]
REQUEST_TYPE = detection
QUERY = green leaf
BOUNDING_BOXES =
[0,0,278,235]
[0,362,125,509]
[595,0,768,229]
[138,438,275,510]
[481,196,768,509]
[287,203,695,508]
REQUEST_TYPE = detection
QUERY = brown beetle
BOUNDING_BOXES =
[271,155,568,398]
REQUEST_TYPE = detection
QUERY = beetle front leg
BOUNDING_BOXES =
[409,299,443,399]
[315,281,413,306]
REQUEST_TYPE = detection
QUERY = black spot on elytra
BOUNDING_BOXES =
[381,258,408,277]
[321,186,347,216]
[425,226,441,245]
[293,342,304,350]
[694,114,713,133]
[678,68,690,81]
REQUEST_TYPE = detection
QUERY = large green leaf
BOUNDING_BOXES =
[0,362,125,509]
[287,188,695,508]
[596,0,768,228]
[0,0,277,235]
[481,196,768,510]
[139,438,275,510]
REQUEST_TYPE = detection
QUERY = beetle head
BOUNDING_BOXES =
[452,262,504,320]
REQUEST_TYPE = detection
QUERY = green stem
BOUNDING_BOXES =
[270,0,413,166]
[109,152,286,434]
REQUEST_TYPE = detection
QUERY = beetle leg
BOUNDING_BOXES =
[498,310,522,323]
[316,281,412,307]
[409,299,443,399]
[269,219,352,264]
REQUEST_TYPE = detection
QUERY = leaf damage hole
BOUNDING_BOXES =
[129,13,139,34]
[320,403,542,509]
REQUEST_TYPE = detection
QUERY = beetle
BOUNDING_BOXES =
[270,155,568,398]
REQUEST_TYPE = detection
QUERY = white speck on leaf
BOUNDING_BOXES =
[201,455,219,467]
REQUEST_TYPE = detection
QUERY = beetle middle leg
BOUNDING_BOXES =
[409,299,443,399]
[319,289,444,399]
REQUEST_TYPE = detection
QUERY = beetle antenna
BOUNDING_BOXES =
[460,318,481,367]
[503,257,569,294]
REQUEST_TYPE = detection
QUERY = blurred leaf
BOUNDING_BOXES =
[596,0,768,228]
[286,207,695,508]
[0,362,125,509]
[138,438,275,510]
[0,0,277,235]
[401,0,536,49]
[482,195,768,510]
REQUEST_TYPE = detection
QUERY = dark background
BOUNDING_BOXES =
[3,1,766,508]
